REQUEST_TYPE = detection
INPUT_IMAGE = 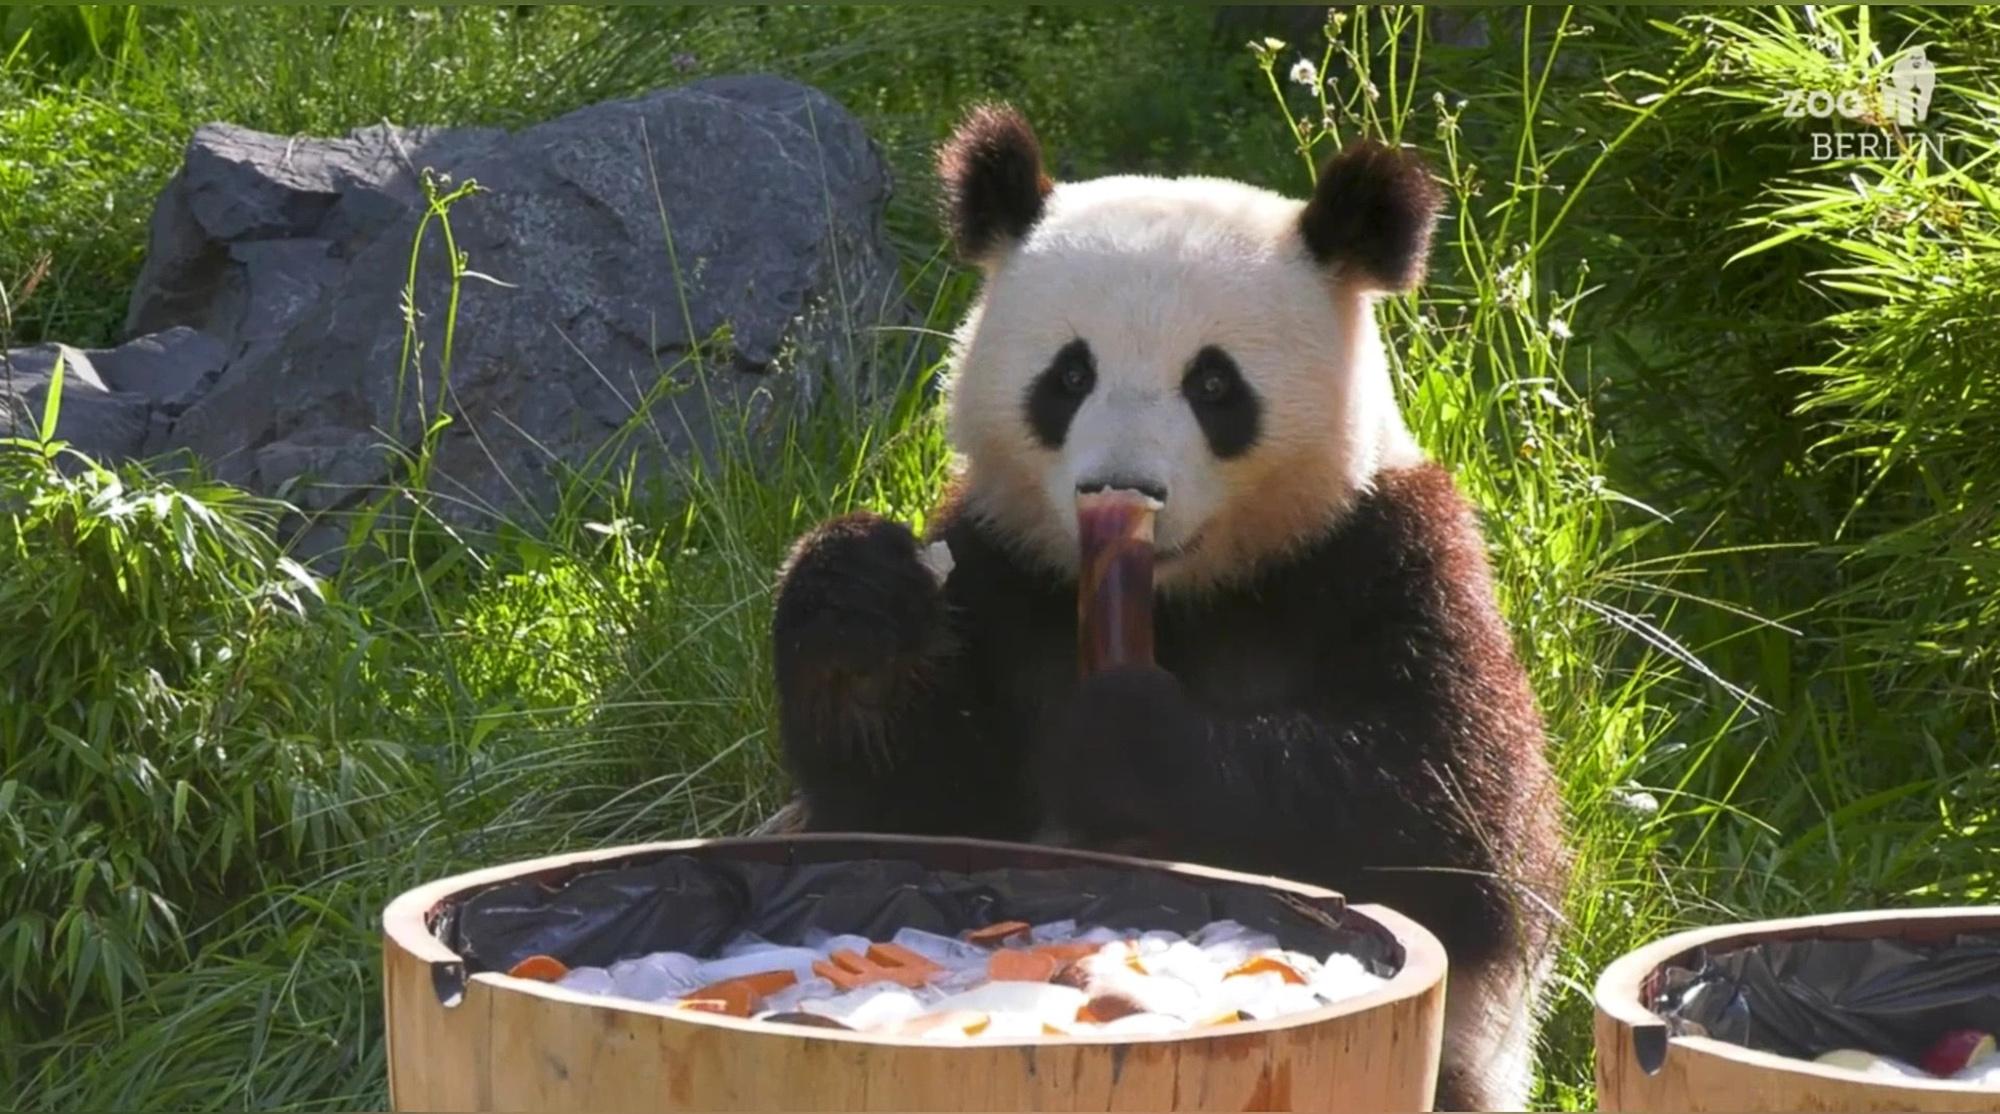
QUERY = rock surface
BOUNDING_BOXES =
[0,327,228,460]
[10,76,907,524]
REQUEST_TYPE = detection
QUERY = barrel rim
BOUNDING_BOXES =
[1593,904,2000,1093]
[382,832,1449,1048]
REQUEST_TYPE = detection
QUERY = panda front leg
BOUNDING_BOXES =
[1032,665,1563,1112]
[1435,946,1554,1112]
[770,512,1000,836]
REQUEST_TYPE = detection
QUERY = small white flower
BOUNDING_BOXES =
[1289,58,1320,87]
[1612,788,1661,817]
[1549,317,1572,340]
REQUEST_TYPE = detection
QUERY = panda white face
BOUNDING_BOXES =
[936,109,1439,595]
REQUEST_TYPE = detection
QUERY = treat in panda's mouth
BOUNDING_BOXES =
[1076,489,1160,676]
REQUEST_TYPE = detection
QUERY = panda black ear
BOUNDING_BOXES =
[938,103,1053,265]
[1298,140,1443,293]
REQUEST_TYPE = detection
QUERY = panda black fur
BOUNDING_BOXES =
[772,105,1570,1112]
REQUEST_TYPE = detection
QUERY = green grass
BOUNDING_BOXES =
[4,5,1998,1110]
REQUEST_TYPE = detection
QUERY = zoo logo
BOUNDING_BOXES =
[1778,46,1935,126]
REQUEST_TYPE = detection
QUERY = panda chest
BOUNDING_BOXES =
[1156,601,1320,712]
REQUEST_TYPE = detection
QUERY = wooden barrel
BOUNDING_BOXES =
[382,834,1448,1112]
[1595,906,2000,1112]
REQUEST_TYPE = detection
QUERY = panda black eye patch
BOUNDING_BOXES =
[1181,345,1260,459]
[1025,338,1096,449]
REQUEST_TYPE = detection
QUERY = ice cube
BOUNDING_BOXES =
[800,983,924,1028]
[556,966,615,995]
[1263,983,1325,1018]
[1954,1056,2000,1087]
[1087,968,1206,1021]
[1098,1012,1190,1036]
[1135,930,1180,956]
[1029,919,1078,944]
[1073,926,1124,947]
[759,976,837,1015]
[1211,971,1288,1018]
[1311,953,1388,1004]
[904,1009,990,1041]
[929,982,1088,1026]
[810,933,875,959]
[889,927,990,967]
[609,953,702,1001]
[1149,940,1227,988]
[977,1011,1046,1039]
[929,964,992,993]
[1191,921,1279,966]
[693,947,821,984]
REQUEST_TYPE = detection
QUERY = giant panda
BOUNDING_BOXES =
[770,104,1570,1112]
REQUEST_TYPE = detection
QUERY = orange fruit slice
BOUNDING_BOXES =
[1225,956,1306,984]
[506,954,569,981]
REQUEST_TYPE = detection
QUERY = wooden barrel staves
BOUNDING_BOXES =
[382,834,1448,1112]
[1595,907,2000,1113]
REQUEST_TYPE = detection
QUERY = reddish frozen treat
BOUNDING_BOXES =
[505,954,569,981]
[679,979,758,1017]
[1077,993,1142,1024]
[988,949,1060,983]
[1920,1029,1997,1076]
[964,920,1033,946]
[1075,489,1159,676]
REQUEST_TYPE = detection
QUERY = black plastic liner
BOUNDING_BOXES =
[441,852,1402,981]
[1649,932,2000,1062]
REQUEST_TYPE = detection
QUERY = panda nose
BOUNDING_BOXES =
[1076,478,1168,504]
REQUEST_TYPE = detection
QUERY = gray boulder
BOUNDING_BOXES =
[127,75,906,522]
[1,328,225,461]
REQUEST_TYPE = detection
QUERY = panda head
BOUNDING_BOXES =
[936,104,1443,595]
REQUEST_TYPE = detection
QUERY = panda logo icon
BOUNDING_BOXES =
[1887,46,1935,126]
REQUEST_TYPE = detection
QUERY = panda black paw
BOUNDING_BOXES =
[772,512,952,711]
[1036,665,1208,846]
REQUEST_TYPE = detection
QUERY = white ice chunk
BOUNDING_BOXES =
[1099,1012,1191,1036]
[759,976,837,1015]
[557,966,615,995]
[1149,940,1227,988]
[1953,1056,2000,1087]
[606,953,704,1001]
[1190,921,1279,967]
[1086,968,1206,1021]
[810,933,875,959]
[1135,930,1181,956]
[929,982,1088,1026]
[802,985,927,1032]
[1029,919,1078,944]
[1210,971,1288,1018]
[1311,952,1388,1005]
[693,947,821,984]
[977,1011,1047,1039]
[1263,983,1325,1018]
[889,927,991,967]
[929,964,992,993]
[1073,926,1124,947]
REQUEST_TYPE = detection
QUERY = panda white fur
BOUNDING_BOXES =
[772,104,1570,1111]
